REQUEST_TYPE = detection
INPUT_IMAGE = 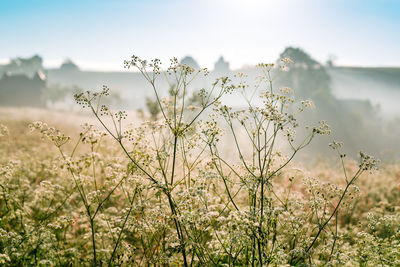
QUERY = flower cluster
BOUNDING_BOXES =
[29,121,70,147]
[1,56,390,267]
[0,124,9,137]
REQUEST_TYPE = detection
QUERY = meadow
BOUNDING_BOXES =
[0,56,399,266]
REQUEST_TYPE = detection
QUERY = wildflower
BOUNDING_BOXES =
[281,57,294,64]
[280,87,294,95]
[301,100,315,109]
[359,151,379,171]
[29,122,70,147]
[0,124,9,137]
[329,141,343,150]
[312,120,331,135]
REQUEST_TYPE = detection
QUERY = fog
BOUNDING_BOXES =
[329,67,400,117]
[1,47,399,161]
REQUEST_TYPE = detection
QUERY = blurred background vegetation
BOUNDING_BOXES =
[1,47,399,160]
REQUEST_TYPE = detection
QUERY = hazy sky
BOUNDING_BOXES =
[1,0,399,70]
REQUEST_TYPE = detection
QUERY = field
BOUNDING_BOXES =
[1,58,400,266]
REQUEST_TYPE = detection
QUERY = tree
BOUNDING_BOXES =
[60,59,80,71]
[180,56,200,69]
[278,47,332,103]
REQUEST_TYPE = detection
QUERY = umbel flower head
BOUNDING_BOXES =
[29,121,70,147]
[359,151,379,171]
[0,124,9,137]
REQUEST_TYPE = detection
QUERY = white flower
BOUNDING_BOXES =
[0,124,9,137]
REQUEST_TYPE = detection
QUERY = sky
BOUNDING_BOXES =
[0,0,399,71]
